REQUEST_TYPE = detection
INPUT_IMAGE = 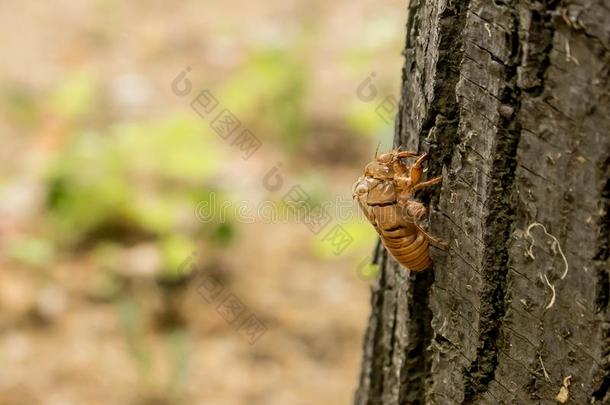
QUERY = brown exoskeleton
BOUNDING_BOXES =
[353,150,445,271]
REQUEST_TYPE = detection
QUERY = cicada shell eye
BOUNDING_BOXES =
[377,153,393,163]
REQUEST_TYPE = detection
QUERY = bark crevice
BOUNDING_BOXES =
[402,2,472,404]
[461,6,524,403]
[517,1,561,96]
[418,1,471,189]
[399,270,434,405]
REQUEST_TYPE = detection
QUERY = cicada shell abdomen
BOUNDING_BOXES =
[370,202,432,272]
[380,226,432,272]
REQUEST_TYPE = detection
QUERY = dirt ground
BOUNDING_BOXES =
[0,1,406,404]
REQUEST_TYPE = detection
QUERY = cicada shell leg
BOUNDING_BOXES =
[413,176,442,192]
[415,224,448,250]
[409,153,430,185]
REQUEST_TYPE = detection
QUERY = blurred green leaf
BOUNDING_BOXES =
[344,101,387,136]
[0,85,39,127]
[311,219,377,259]
[45,113,225,245]
[113,113,222,182]
[4,236,55,267]
[219,48,308,150]
[161,235,194,278]
[46,129,131,244]
[210,221,234,246]
[357,261,380,281]
[50,70,98,120]
[129,196,190,236]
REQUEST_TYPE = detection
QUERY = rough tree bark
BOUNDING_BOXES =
[355,1,609,404]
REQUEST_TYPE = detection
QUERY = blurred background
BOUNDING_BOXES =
[0,1,405,404]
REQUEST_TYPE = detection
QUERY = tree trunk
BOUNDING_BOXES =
[354,1,609,404]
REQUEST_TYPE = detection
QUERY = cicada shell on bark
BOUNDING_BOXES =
[353,150,445,272]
